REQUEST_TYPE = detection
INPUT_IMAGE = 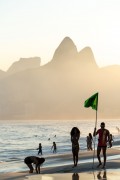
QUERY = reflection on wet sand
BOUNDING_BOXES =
[26,170,120,180]
[97,170,107,180]
[72,173,79,180]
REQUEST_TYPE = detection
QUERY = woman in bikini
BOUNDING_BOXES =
[70,127,80,167]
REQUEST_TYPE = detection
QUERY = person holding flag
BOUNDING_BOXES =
[93,122,111,169]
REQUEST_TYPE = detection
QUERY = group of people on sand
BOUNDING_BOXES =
[71,122,113,169]
[24,121,113,174]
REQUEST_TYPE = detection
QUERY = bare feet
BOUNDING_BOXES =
[97,163,102,168]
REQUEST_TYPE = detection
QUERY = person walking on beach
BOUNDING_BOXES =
[51,142,57,153]
[93,122,111,169]
[70,127,80,167]
[24,156,45,174]
[37,143,42,155]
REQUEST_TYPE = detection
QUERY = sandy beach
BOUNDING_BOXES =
[1,147,120,180]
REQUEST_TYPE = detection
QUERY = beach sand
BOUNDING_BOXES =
[1,148,120,180]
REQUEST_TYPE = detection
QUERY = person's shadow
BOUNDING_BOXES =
[97,170,107,180]
[72,173,79,180]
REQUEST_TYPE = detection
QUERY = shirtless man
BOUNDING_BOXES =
[93,122,110,169]
[24,156,45,173]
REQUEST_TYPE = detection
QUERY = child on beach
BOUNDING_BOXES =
[70,127,80,167]
[93,122,111,169]
[51,142,57,153]
[24,156,45,174]
[37,143,42,155]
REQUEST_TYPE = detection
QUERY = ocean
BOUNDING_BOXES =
[0,119,120,173]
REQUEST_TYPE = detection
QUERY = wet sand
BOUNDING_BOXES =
[1,148,120,180]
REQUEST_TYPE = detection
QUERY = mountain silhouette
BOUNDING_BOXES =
[78,47,98,69]
[0,37,120,120]
[0,70,5,79]
[7,57,41,75]
[52,37,78,60]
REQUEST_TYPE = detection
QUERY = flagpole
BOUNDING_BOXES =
[92,109,97,169]
[84,92,98,169]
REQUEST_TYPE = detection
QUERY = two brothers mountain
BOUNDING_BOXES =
[0,37,120,120]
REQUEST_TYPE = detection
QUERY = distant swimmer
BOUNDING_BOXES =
[54,135,56,137]
[24,156,45,174]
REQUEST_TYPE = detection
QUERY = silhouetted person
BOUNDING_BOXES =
[51,142,57,153]
[72,173,79,180]
[89,133,93,150]
[24,156,45,174]
[48,138,50,141]
[86,136,90,150]
[37,143,42,155]
[93,122,110,169]
[70,127,80,167]
[97,170,107,180]
[86,133,93,151]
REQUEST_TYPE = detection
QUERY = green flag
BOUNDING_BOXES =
[84,92,98,111]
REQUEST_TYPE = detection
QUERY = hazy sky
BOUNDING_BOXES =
[0,0,120,71]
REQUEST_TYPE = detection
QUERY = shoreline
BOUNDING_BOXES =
[1,148,120,180]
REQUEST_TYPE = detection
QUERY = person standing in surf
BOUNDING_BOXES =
[37,143,42,155]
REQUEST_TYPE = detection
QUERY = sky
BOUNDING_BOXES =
[0,0,120,71]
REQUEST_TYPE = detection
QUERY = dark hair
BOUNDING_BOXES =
[70,127,80,136]
[89,133,93,140]
[101,122,105,126]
